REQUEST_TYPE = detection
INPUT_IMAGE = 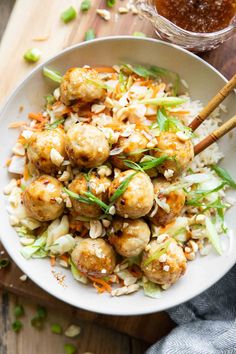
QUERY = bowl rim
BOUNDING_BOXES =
[1,36,235,316]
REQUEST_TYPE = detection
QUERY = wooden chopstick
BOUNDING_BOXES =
[189,74,236,131]
[194,115,236,155]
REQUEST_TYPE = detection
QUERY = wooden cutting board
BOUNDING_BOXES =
[0,0,235,344]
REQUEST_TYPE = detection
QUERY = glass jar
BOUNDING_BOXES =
[136,0,236,52]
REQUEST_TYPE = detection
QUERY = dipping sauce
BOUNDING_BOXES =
[155,0,236,33]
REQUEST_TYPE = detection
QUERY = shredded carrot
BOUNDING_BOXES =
[152,83,166,97]
[59,254,69,263]
[168,110,190,115]
[69,220,84,232]
[23,164,30,181]
[94,67,116,73]
[129,266,142,279]
[89,276,112,293]
[50,256,56,267]
[8,121,28,128]
[28,112,45,122]
[6,159,12,167]
[16,179,22,187]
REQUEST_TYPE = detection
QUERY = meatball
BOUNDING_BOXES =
[27,129,66,174]
[65,124,110,168]
[71,238,116,278]
[60,67,105,105]
[149,178,185,226]
[23,175,64,222]
[109,170,154,219]
[109,217,150,257]
[111,131,148,170]
[141,238,187,285]
[68,172,110,218]
[152,132,194,178]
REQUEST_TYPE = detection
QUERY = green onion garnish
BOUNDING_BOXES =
[144,239,171,266]
[140,97,187,106]
[12,320,23,333]
[81,0,91,11]
[85,29,95,41]
[211,164,236,189]
[43,67,62,83]
[14,305,25,318]
[51,323,62,334]
[64,188,110,213]
[46,118,65,130]
[109,172,137,203]
[45,94,55,105]
[139,155,171,170]
[0,258,9,269]
[37,306,47,319]
[64,343,77,354]
[133,32,146,37]
[106,0,116,7]
[24,48,41,63]
[61,6,77,23]
[123,160,144,172]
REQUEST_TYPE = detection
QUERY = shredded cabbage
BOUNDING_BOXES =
[205,216,222,255]
[20,234,47,260]
[69,259,88,284]
[46,215,69,248]
[143,280,162,299]
[49,234,75,255]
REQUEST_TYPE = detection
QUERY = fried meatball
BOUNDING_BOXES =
[27,129,66,174]
[65,123,110,168]
[109,217,150,257]
[68,172,110,218]
[149,178,185,226]
[152,132,194,178]
[23,175,64,222]
[110,131,148,170]
[60,67,105,105]
[141,238,187,285]
[71,238,116,278]
[109,170,154,219]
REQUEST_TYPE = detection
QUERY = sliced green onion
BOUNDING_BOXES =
[133,32,146,37]
[64,343,77,354]
[64,188,110,213]
[109,172,137,203]
[24,48,41,63]
[0,258,9,269]
[211,164,236,189]
[45,94,55,105]
[86,78,111,90]
[157,108,168,131]
[106,0,116,7]
[140,97,187,106]
[61,6,77,23]
[205,216,222,255]
[144,239,171,266]
[51,323,62,334]
[139,155,171,170]
[12,320,23,333]
[14,305,25,318]
[46,118,65,130]
[85,29,95,41]
[43,67,62,83]
[31,316,44,329]
[81,0,91,11]
[37,306,47,319]
[123,160,144,172]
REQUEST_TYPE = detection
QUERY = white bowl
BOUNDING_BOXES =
[0,37,236,316]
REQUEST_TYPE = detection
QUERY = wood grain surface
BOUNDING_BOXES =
[0,0,235,353]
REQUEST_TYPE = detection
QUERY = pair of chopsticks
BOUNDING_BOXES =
[188,74,236,155]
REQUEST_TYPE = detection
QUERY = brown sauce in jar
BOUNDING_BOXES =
[155,0,236,33]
